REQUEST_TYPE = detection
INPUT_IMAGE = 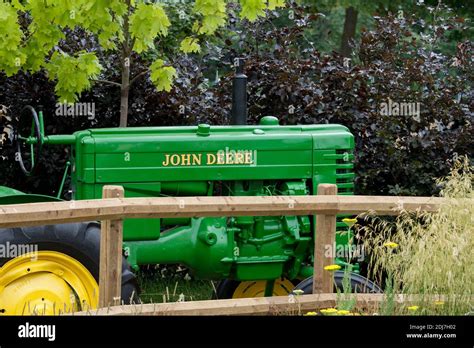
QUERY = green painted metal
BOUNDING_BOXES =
[6,118,357,283]
[39,110,45,143]
[57,161,71,199]
[0,186,62,204]
[264,280,275,297]
[0,186,24,197]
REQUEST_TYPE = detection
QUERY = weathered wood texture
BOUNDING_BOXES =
[99,186,124,308]
[313,184,338,294]
[0,195,446,228]
[73,293,455,316]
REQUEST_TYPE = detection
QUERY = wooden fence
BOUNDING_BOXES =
[0,184,449,313]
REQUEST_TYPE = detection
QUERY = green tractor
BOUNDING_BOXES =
[0,102,381,315]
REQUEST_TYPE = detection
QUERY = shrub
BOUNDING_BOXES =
[222,6,473,196]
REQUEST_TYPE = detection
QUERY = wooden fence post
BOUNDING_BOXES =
[313,184,338,294]
[99,185,124,308]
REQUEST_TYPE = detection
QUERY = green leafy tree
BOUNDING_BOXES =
[0,0,286,127]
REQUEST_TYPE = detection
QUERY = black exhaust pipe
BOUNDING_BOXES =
[231,58,247,125]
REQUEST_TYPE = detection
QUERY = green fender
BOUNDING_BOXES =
[0,186,62,204]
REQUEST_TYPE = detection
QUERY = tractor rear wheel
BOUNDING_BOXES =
[0,222,139,315]
[292,271,382,294]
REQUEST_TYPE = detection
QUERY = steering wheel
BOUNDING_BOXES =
[14,105,43,176]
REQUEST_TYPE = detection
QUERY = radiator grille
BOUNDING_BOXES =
[335,149,354,195]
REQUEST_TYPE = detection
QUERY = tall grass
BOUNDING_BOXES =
[362,157,473,315]
[138,275,214,303]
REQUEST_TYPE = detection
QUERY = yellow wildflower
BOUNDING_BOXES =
[336,309,351,315]
[324,264,341,271]
[434,301,445,306]
[407,305,419,311]
[342,218,357,228]
[383,241,399,249]
[304,311,318,316]
[320,308,338,315]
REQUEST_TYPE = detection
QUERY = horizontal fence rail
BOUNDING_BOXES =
[0,195,446,228]
[73,293,464,316]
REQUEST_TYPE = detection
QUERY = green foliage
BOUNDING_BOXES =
[239,0,286,21]
[0,0,287,106]
[335,268,357,311]
[21,2,65,72]
[46,51,102,103]
[0,0,127,99]
[240,0,267,21]
[180,37,201,53]
[150,59,177,92]
[130,3,171,53]
[379,275,396,315]
[268,0,286,11]
[0,2,25,76]
[193,0,227,35]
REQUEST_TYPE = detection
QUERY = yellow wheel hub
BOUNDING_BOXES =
[0,251,99,315]
[232,278,295,298]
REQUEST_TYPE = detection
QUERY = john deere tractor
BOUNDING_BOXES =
[1,61,383,314]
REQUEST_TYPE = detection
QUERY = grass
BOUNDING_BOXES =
[138,271,215,303]
[335,268,357,312]
[361,157,473,315]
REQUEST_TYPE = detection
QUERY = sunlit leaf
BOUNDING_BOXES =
[150,59,177,92]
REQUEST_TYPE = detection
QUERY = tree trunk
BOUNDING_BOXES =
[340,6,358,57]
[119,58,130,127]
[119,0,132,128]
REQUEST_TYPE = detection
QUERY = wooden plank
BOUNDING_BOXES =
[313,184,338,294]
[74,293,376,316]
[72,293,458,316]
[0,195,449,228]
[99,186,124,308]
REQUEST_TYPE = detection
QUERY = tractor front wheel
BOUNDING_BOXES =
[0,222,139,315]
[213,278,297,299]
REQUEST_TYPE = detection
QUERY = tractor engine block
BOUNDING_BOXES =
[124,180,312,280]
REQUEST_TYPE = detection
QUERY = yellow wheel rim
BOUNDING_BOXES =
[0,251,99,315]
[232,279,295,298]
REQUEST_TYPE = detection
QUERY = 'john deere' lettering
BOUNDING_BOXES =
[162,149,256,167]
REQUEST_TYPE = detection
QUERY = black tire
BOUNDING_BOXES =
[212,279,240,299]
[0,221,140,304]
[292,271,382,294]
